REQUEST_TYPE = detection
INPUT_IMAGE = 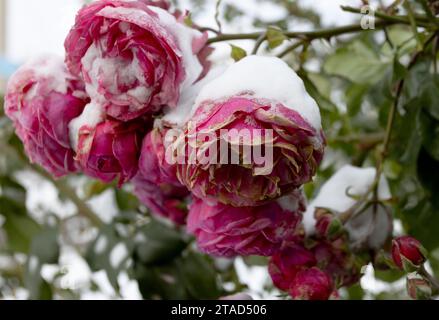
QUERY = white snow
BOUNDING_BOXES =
[161,66,227,127]
[81,43,151,107]
[192,56,322,130]
[277,190,306,213]
[109,243,129,268]
[69,102,105,151]
[16,55,71,97]
[304,165,392,249]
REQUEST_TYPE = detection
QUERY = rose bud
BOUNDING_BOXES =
[175,56,325,207]
[314,208,343,240]
[406,274,432,300]
[303,165,393,250]
[392,236,427,271]
[69,104,147,185]
[187,191,305,257]
[133,174,189,225]
[289,267,333,300]
[65,0,209,121]
[5,55,88,177]
[269,243,316,292]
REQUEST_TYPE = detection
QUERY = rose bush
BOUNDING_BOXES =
[5,56,88,177]
[64,0,209,121]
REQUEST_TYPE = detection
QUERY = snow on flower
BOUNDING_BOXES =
[174,56,325,207]
[64,0,209,121]
[5,55,88,177]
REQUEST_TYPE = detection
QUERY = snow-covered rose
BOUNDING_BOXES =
[5,56,87,177]
[175,56,325,207]
[65,0,209,121]
[187,191,305,257]
[69,104,147,185]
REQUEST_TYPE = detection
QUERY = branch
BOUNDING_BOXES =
[207,20,402,44]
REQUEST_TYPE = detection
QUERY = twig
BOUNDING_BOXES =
[277,40,307,58]
[251,32,267,55]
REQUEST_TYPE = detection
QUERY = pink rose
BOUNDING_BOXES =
[138,128,181,186]
[73,115,147,185]
[5,56,87,177]
[176,56,325,207]
[187,192,305,257]
[268,242,316,291]
[269,237,360,299]
[133,174,189,225]
[65,0,209,121]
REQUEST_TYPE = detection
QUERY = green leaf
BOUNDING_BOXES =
[177,251,221,299]
[134,220,187,265]
[324,40,390,84]
[115,188,139,211]
[134,250,221,300]
[230,45,247,62]
[266,26,287,49]
[345,84,368,117]
[134,262,188,299]
[0,177,41,253]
